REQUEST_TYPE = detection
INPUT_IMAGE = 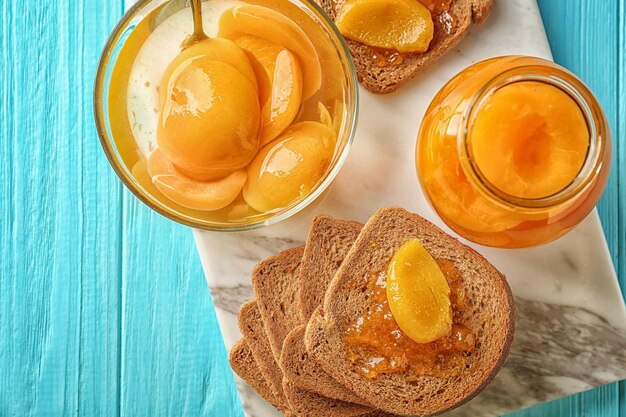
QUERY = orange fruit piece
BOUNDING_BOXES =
[147,149,247,211]
[336,0,434,53]
[387,239,452,344]
[470,81,589,199]
[243,121,335,212]
[235,35,303,145]
[157,50,260,181]
[218,5,321,99]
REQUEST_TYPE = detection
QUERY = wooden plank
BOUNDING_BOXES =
[0,1,123,416]
[508,1,625,417]
[118,200,243,417]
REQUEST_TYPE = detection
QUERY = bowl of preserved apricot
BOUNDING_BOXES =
[94,0,358,230]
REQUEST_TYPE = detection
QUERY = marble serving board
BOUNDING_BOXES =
[193,0,626,416]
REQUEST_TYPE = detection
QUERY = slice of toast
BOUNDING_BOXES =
[229,338,287,414]
[305,207,515,415]
[280,215,370,405]
[238,300,291,413]
[252,246,306,362]
[239,299,375,417]
[281,324,371,406]
[298,215,363,322]
[317,0,495,93]
[282,378,377,417]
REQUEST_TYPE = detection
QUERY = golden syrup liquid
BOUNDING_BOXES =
[345,259,475,379]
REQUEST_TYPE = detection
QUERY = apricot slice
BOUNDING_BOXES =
[336,0,434,53]
[387,239,452,344]
[167,38,258,89]
[243,121,336,212]
[218,5,321,99]
[147,149,246,211]
[470,81,589,199]
[158,57,260,181]
[235,35,303,145]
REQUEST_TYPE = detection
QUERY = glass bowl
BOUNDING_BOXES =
[94,0,358,231]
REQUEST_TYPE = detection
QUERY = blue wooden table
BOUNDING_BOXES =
[0,1,623,416]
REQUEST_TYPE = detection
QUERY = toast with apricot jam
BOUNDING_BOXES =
[304,207,514,415]
[316,0,495,93]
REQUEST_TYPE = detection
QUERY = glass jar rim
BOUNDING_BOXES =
[457,57,609,210]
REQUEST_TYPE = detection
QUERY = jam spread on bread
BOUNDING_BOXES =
[345,258,475,379]
[420,0,454,15]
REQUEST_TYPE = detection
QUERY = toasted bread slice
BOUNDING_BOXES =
[229,338,286,413]
[238,299,374,417]
[298,216,363,322]
[305,207,515,415]
[282,378,377,417]
[281,325,371,406]
[280,216,370,405]
[317,0,495,93]
[238,300,291,413]
[252,246,306,362]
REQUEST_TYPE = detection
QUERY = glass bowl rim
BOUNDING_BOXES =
[93,0,359,232]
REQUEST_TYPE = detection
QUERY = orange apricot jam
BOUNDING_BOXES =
[417,56,612,248]
[345,259,475,379]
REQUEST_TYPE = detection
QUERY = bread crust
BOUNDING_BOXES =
[305,207,515,415]
[318,0,496,93]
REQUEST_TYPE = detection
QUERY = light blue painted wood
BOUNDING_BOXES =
[118,201,242,417]
[0,0,623,417]
[0,1,123,416]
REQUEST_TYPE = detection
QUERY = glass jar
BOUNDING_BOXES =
[416,56,611,248]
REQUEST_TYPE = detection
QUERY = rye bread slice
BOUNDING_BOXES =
[229,338,286,413]
[281,324,371,406]
[298,216,363,322]
[305,207,515,415]
[282,378,376,417]
[316,0,495,93]
[238,299,375,417]
[238,300,291,413]
[280,216,370,405]
[252,228,378,412]
[252,246,306,362]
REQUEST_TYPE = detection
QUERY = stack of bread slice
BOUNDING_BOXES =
[230,207,514,416]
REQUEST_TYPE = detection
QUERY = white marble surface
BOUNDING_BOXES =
[191,0,626,416]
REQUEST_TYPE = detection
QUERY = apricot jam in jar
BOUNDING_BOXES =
[416,56,612,248]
